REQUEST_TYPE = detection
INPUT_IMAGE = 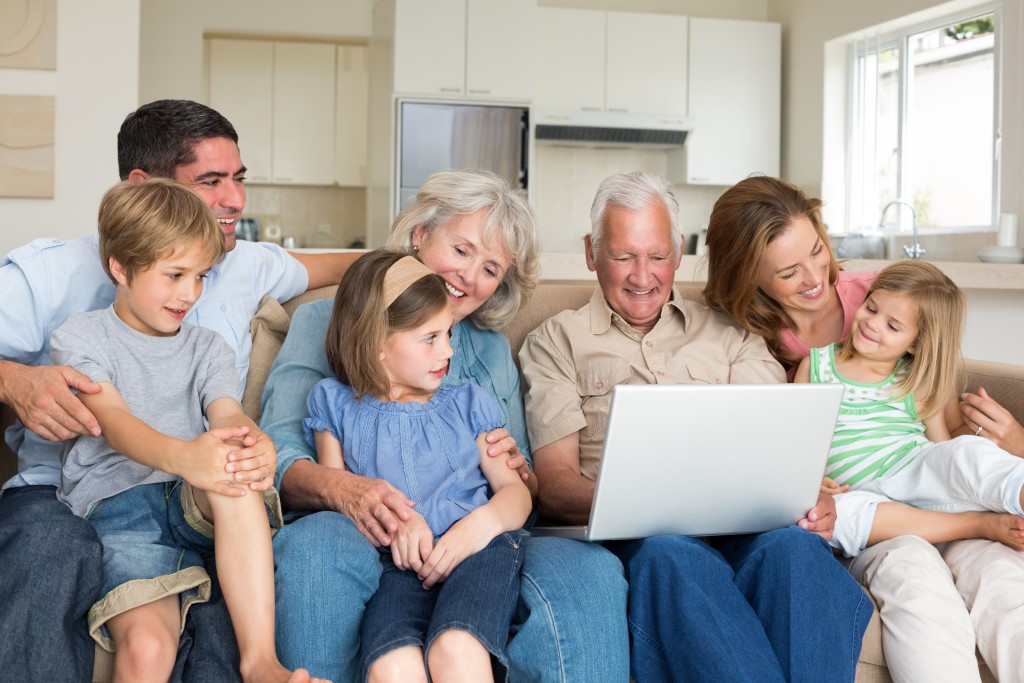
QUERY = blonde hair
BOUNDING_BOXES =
[703,176,839,372]
[838,260,964,418]
[97,178,224,284]
[387,169,539,331]
[325,249,449,400]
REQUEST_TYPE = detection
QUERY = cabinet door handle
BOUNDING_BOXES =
[275,177,293,182]
[608,107,629,112]
[581,106,602,112]
[690,177,710,183]
[468,88,491,95]
[440,87,462,93]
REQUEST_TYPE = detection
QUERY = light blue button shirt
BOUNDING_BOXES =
[1,236,308,489]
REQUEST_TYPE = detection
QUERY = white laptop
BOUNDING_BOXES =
[531,383,844,541]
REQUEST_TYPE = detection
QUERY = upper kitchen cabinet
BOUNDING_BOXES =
[207,38,369,187]
[208,39,274,183]
[390,0,536,100]
[272,42,336,185]
[336,45,370,187]
[534,8,687,115]
[672,18,781,185]
[605,12,687,115]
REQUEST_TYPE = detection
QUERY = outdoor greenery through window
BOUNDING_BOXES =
[848,9,999,233]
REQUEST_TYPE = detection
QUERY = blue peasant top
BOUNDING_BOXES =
[304,381,506,536]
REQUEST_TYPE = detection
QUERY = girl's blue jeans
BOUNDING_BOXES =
[274,510,630,683]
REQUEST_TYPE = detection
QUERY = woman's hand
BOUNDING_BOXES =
[335,474,417,547]
[959,387,1024,457]
[484,427,537,497]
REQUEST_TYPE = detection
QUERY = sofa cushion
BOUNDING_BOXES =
[242,295,292,423]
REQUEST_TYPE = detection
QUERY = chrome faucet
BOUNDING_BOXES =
[879,199,925,259]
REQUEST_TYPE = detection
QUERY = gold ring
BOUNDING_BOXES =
[976,426,983,436]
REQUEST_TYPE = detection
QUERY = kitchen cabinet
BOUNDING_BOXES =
[272,42,335,185]
[670,18,781,185]
[391,0,535,100]
[335,45,369,187]
[208,39,273,183]
[207,39,369,187]
[534,8,688,115]
[606,12,688,115]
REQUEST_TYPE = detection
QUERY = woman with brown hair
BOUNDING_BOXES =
[703,175,875,378]
[703,174,1024,682]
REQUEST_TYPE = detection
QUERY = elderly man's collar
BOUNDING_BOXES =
[590,286,687,335]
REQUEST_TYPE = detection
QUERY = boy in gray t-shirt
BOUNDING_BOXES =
[49,179,326,683]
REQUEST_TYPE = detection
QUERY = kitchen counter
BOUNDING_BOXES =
[537,253,1024,290]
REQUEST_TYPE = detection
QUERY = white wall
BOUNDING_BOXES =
[138,0,374,105]
[0,0,140,257]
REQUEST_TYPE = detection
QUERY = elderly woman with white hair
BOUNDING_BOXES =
[262,169,629,683]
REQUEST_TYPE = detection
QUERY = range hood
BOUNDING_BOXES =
[534,109,694,149]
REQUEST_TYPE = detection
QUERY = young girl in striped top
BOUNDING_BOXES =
[795,260,1024,558]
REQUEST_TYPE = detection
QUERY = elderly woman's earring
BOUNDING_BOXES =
[413,244,420,253]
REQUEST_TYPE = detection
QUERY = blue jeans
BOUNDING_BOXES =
[610,527,873,683]
[0,485,102,681]
[274,513,630,683]
[361,532,525,680]
[0,485,240,683]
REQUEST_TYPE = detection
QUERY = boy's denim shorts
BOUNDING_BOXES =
[359,529,525,682]
[84,480,282,651]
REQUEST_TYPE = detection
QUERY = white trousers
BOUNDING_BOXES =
[832,435,1024,557]
[944,538,1024,683]
[847,537,1024,683]
[845,537,981,683]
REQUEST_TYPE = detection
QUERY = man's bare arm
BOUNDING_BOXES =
[533,431,595,525]
[288,251,361,291]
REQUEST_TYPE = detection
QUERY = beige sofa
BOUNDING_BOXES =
[3,279,1020,682]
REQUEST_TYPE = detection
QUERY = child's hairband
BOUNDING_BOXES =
[382,255,435,308]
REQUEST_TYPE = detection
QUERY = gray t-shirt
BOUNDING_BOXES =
[50,306,239,516]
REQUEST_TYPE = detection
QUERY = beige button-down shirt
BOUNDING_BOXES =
[520,287,785,480]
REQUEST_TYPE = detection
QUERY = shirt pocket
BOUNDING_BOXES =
[577,360,631,438]
[683,362,731,385]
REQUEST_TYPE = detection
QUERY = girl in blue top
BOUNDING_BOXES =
[304,249,531,683]
[795,260,1024,557]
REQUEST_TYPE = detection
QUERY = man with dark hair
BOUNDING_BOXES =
[0,99,348,681]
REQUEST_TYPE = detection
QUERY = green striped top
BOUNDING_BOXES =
[810,344,929,488]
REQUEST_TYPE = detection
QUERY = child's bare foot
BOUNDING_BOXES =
[976,513,1024,550]
[242,661,332,683]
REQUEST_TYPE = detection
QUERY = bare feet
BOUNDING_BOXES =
[976,513,1024,550]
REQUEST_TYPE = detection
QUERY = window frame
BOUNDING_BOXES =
[844,4,1002,235]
